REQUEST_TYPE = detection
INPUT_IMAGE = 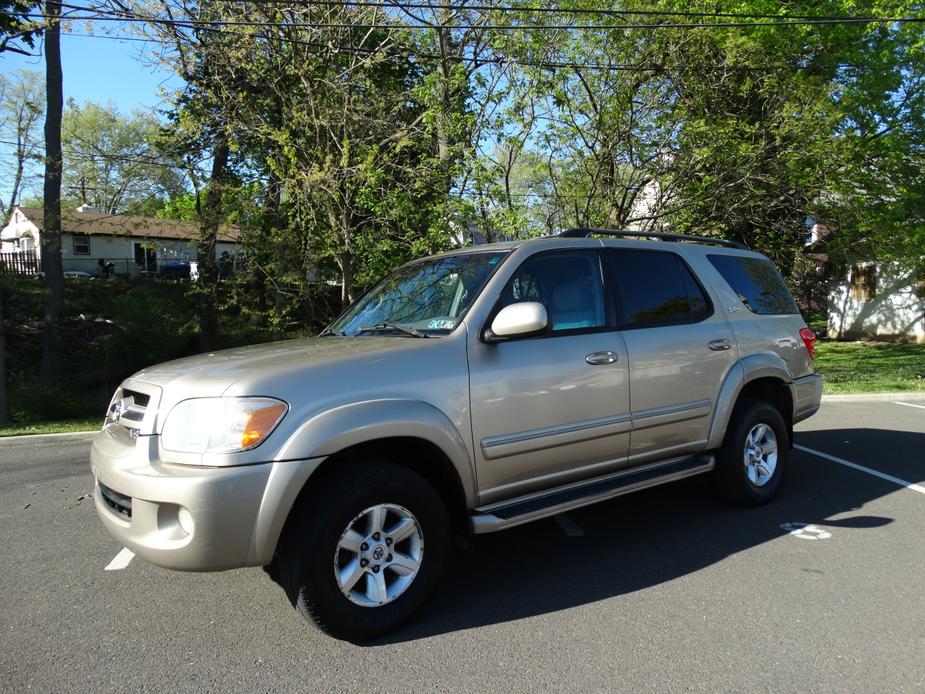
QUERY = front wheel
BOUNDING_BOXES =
[278,460,448,642]
[714,398,789,505]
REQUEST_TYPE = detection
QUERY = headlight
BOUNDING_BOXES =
[160,397,288,454]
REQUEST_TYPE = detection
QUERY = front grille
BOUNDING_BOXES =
[122,389,150,409]
[99,481,132,519]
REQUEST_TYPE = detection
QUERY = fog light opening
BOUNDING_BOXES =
[177,506,195,535]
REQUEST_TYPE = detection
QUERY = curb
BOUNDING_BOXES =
[0,430,98,443]
[821,392,925,403]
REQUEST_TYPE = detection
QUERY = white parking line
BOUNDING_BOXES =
[554,513,584,537]
[893,401,925,411]
[104,548,135,571]
[794,444,925,495]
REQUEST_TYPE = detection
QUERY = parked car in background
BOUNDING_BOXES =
[90,229,822,641]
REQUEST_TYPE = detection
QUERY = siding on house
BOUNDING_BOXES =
[828,261,925,343]
[0,206,242,276]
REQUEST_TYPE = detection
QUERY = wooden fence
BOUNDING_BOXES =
[0,250,39,276]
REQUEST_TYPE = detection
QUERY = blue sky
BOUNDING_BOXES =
[1,32,180,205]
[3,32,180,112]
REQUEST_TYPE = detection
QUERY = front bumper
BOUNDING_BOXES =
[789,373,823,424]
[91,427,321,571]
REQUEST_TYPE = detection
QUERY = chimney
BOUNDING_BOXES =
[76,203,99,213]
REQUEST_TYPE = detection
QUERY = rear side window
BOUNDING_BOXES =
[707,254,799,315]
[611,250,712,326]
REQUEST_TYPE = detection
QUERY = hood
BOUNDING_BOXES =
[131,335,447,397]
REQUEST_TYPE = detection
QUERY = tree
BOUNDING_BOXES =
[61,101,187,214]
[41,0,64,381]
[0,69,45,217]
[0,0,40,55]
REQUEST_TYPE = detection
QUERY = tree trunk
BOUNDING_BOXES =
[0,282,7,425]
[254,165,281,328]
[40,0,64,382]
[337,252,354,308]
[5,151,25,219]
[195,134,230,351]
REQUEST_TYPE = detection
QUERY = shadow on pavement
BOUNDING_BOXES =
[366,427,922,644]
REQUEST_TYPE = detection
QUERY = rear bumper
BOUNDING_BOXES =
[90,428,323,571]
[789,373,823,424]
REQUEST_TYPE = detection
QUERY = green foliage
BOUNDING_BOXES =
[0,0,40,55]
[61,101,188,214]
[1,273,337,424]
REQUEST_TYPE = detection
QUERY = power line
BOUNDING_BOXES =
[206,0,925,23]
[55,21,899,77]
[44,6,925,31]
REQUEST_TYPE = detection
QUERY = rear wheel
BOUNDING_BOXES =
[278,460,448,642]
[714,398,789,505]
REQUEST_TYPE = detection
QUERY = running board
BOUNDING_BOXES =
[470,455,714,534]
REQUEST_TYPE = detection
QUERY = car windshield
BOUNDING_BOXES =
[328,251,509,337]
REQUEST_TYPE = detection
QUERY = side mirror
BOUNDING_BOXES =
[484,302,549,342]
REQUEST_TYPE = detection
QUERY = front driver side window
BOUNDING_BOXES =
[498,251,605,332]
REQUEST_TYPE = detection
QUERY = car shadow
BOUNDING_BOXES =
[363,427,922,645]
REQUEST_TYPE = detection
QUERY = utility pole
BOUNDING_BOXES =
[41,0,65,381]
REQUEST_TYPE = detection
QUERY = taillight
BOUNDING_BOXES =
[799,327,817,360]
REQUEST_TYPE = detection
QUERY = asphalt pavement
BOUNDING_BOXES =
[1,400,923,692]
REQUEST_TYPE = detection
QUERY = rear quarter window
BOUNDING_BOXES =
[707,254,799,315]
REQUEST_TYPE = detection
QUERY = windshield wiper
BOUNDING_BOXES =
[357,321,429,338]
[319,327,345,337]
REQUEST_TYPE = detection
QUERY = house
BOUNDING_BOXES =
[827,261,925,343]
[0,205,242,277]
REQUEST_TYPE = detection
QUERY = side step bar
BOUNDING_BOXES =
[471,455,714,534]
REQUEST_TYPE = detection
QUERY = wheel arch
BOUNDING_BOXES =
[253,399,476,565]
[707,355,795,449]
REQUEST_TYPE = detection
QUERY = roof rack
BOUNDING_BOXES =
[558,227,749,250]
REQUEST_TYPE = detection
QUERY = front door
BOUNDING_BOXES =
[606,248,737,462]
[468,249,631,504]
[134,242,156,272]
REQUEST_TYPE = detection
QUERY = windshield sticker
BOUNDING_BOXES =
[427,319,456,330]
[489,256,500,264]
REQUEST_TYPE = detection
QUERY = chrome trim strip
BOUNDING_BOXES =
[633,398,712,421]
[481,412,631,450]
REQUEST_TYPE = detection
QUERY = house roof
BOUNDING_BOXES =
[9,207,241,243]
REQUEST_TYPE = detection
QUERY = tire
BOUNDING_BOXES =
[278,460,449,642]
[714,398,789,505]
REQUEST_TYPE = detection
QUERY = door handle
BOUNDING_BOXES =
[708,339,732,351]
[586,351,619,365]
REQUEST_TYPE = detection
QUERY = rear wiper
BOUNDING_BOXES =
[319,327,345,337]
[357,321,429,338]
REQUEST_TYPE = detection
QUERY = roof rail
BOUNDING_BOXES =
[558,227,749,250]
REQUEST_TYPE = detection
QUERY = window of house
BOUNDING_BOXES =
[850,264,876,300]
[73,234,91,255]
[612,250,712,326]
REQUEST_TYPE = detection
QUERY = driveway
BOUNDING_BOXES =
[1,401,923,692]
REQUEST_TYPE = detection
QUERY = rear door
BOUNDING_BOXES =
[606,248,737,463]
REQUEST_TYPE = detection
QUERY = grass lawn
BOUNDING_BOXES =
[0,417,101,438]
[814,341,925,394]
